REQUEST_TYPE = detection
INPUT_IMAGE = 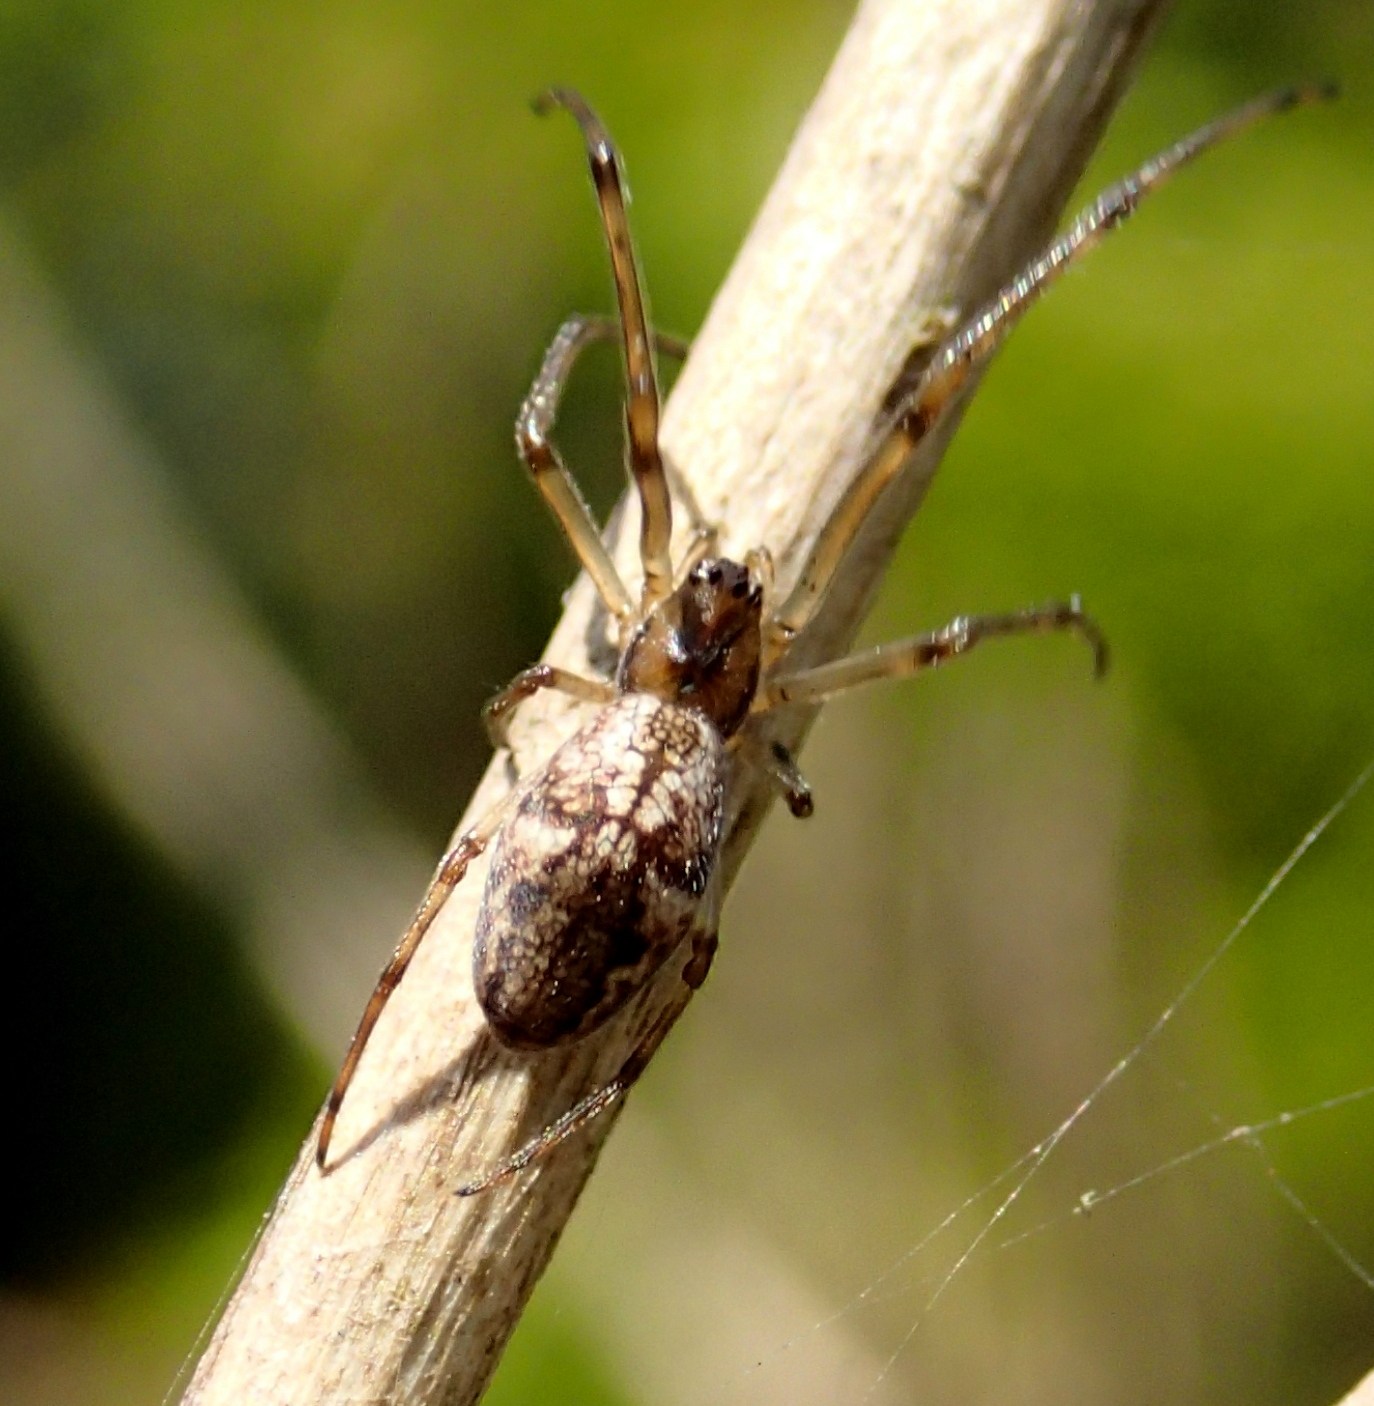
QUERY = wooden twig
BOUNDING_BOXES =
[179,0,1167,1400]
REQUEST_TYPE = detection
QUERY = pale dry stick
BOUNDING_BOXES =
[180,0,1171,1402]
[1340,1365,1374,1406]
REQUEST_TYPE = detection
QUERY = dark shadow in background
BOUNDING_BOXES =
[0,628,313,1285]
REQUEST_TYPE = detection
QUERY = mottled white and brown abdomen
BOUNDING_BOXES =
[473,692,726,1050]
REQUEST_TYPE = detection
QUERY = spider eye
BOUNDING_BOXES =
[706,563,724,586]
[731,579,749,600]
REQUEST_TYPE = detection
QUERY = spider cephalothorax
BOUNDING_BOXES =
[618,557,766,734]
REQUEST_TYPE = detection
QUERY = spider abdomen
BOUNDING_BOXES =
[473,692,726,1050]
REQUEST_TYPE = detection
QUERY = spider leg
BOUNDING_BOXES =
[671,522,720,589]
[482,663,616,751]
[736,731,814,817]
[456,921,719,1197]
[519,315,688,621]
[537,88,675,611]
[316,797,512,1169]
[764,82,1335,659]
[758,597,1107,710]
[743,545,775,597]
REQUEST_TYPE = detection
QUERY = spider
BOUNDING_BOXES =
[315,82,1330,1193]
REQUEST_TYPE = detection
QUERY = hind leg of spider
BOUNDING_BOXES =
[764,84,1335,661]
[757,597,1107,711]
[456,923,719,1197]
[519,313,690,623]
[536,89,675,610]
[316,796,512,1170]
[482,664,616,751]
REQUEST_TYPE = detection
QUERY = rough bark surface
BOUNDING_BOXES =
[180,0,1169,1401]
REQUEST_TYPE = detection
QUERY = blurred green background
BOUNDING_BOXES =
[1,2,1372,1403]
